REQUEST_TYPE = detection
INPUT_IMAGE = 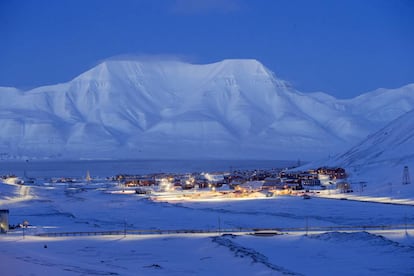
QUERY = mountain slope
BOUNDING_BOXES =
[336,108,414,167]
[328,109,414,196]
[0,59,413,160]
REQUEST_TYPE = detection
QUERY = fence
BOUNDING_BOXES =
[35,223,414,238]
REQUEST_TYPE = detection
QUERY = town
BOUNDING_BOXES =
[110,166,350,201]
[0,165,351,204]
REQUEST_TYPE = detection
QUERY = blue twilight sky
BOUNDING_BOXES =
[0,0,413,98]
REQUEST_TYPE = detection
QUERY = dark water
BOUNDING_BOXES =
[0,159,297,178]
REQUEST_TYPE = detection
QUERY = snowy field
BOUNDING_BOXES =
[1,177,414,276]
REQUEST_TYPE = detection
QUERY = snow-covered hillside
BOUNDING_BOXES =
[324,109,414,197]
[0,58,413,160]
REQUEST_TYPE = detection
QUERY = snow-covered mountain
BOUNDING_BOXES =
[314,109,414,197]
[336,109,414,167]
[0,59,413,160]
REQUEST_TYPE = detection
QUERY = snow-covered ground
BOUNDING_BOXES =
[1,179,414,275]
[2,231,413,276]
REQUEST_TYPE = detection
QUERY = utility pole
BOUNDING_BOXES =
[218,216,221,235]
[22,220,29,239]
[404,214,408,236]
[305,216,309,236]
[402,166,411,185]
[359,181,367,194]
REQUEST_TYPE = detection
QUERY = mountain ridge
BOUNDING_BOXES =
[0,58,413,160]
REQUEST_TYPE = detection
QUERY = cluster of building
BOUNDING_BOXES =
[114,166,349,195]
[265,167,349,192]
